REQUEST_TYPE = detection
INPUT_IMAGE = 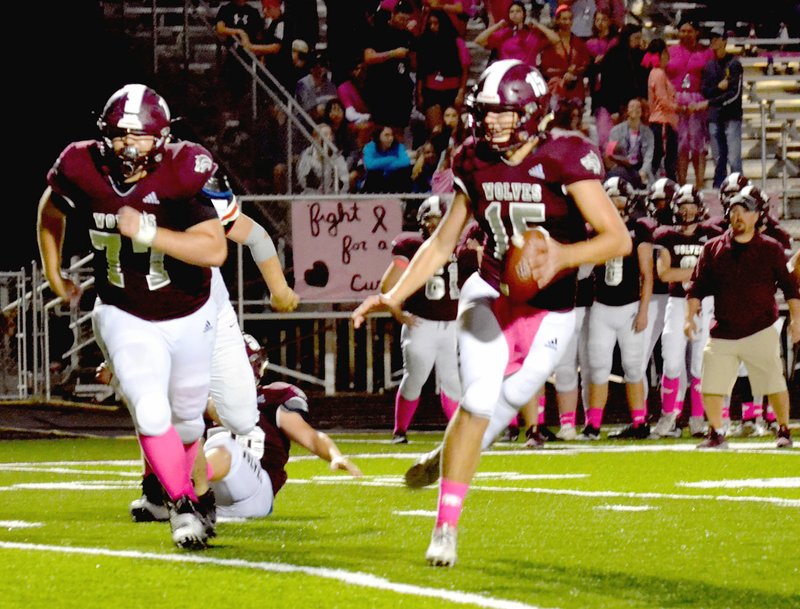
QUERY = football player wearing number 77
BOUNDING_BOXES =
[38,84,227,550]
[352,60,631,567]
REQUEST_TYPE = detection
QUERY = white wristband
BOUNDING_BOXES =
[134,215,158,247]
[330,455,347,469]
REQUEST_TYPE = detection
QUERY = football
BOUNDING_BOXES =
[500,227,550,304]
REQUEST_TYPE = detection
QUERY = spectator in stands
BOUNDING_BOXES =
[666,18,714,189]
[337,62,374,148]
[249,0,286,79]
[565,0,596,40]
[539,4,591,107]
[474,1,559,66]
[607,98,654,188]
[359,124,412,193]
[295,49,338,121]
[647,38,679,181]
[323,0,375,85]
[323,98,362,189]
[280,39,310,91]
[282,0,319,51]
[258,102,303,193]
[429,105,467,194]
[415,9,471,136]
[594,0,625,31]
[425,0,475,38]
[363,1,417,131]
[585,10,618,150]
[411,139,440,193]
[216,0,265,104]
[297,123,350,194]
[701,27,744,189]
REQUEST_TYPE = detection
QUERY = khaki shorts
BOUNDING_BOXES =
[701,326,787,396]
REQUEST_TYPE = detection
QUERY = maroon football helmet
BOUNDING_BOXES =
[603,176,642,219]
[718,172,751,208]
[645,177,678,222]
[726,184,768,226]
[465,59,550,152]
[242,333,268,382]
[671,184,706,225]
[97,84,172,179]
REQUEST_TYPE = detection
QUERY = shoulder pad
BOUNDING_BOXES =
[262,381,309,414]
[169,141,218,194]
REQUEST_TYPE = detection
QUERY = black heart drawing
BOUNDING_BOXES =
[304,261,329,287]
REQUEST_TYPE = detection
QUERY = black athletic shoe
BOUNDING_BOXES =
[576,424,601,441]
[537,426,559,442]
[524,426,546,449]
[197,489,217,538]
[608,423,651,440]
[391,432,409,444]
[696,427,729,450]
[498,425,520,443]
[130,472,169,522]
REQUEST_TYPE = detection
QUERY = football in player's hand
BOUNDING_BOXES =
[501,227,549,304]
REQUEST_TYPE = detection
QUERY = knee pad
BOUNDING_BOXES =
[173,417,206,444]
[554,364,579,393]
[132,394,172,437]
[212,386,258,436]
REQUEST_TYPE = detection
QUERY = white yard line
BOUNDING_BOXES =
[0,521,43,530]
[594,505,655,512]
[0,541,555,609]
[678,477,800,489]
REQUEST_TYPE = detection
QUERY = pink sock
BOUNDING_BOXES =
[184,440,199,484]
[661,376,681,414]
[436,478,469,528]
[139,427,195,501]
[587,407,604,429]
[631,409,647,426]
[742,402,757,420]
[721,405,730,420]
[440,392,459,421]
[690,377,704,417]
[394,394,420,434]
[537,394,546,425]
[765,404,776,423]
[674,400,684,416]
[560,411,576,427]
[509,415,520,428]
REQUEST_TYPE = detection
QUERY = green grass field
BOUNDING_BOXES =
[0,433,797,609]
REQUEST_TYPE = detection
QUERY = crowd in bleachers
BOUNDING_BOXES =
[213,0,798,196]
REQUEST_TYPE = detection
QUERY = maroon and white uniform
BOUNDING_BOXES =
[451,130,600,433]
[205,382,310,519]
[654,220,722,380]
[47,140,220,442]
[640,215,670,387]
[587,218,653,385]
[392,231,478,404]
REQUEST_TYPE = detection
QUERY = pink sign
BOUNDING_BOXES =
[291,199,403,301]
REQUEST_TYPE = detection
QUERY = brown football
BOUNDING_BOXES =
[500,227,549,304]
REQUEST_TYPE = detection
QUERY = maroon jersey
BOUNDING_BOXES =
[453,130,602,310]
[47,140,219,321]
[255,382,310,496]
[594,217,653,306]
[653,220,723,297]
[391,231,477,320]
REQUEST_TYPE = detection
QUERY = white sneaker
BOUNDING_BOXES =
[556,424,577,441]
[688,416,707,438]
[719,417,731,436]
[404,445,442,488]
[426,523,458,567]
[650,411,679,438]
[129,495,170,522]
[169,496,208,550]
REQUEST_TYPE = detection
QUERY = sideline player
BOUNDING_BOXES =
[38,84,227,550]
[352,59,631,567]
[381,195,478,443]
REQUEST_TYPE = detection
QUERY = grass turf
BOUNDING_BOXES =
[0,434,797,609]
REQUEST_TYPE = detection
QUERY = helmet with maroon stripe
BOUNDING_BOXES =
[645,177,679,223]
[416,195,447,236]
[97,84,172,179]
[726,183,768,226]
[671,184,706,225]
[718,172,751,209]
[242,333,268,382]
[603,176,643,219]
[465,59,550,152]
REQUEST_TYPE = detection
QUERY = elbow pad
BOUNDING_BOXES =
[243,221,277,263]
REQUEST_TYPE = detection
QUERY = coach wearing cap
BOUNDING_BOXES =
[684,190,800,449]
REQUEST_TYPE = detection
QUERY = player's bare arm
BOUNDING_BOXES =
[118,206,227,267]
[279,410,362,477]
[36,188,81,303]
[635,241,654,332]
[352,194,471,328]
[684,297,701,340]
[656,248,693,283]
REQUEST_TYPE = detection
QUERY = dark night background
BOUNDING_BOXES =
[8,1,145,272]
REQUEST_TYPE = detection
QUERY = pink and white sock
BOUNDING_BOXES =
[537,394,546,425]
[436,478,469,529]
[631,409,647,426]
[440,392,459,421]
[765,404,777,423]
[587,407,604,429]
[689,377,705,418]
[139,427,196,502]
[394,394,420,435]
[661,376,681,415]
[508,415,520,428]
[742,402,757,421]
[721,405,730,421]
[674,400,684,416]
[560,411,577,427]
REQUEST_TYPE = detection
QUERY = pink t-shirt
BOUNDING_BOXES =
[666,43,714,93]
[648,67,678,129]
[487,26,548,65]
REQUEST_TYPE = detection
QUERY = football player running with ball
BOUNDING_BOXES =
[352,59,631,567]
